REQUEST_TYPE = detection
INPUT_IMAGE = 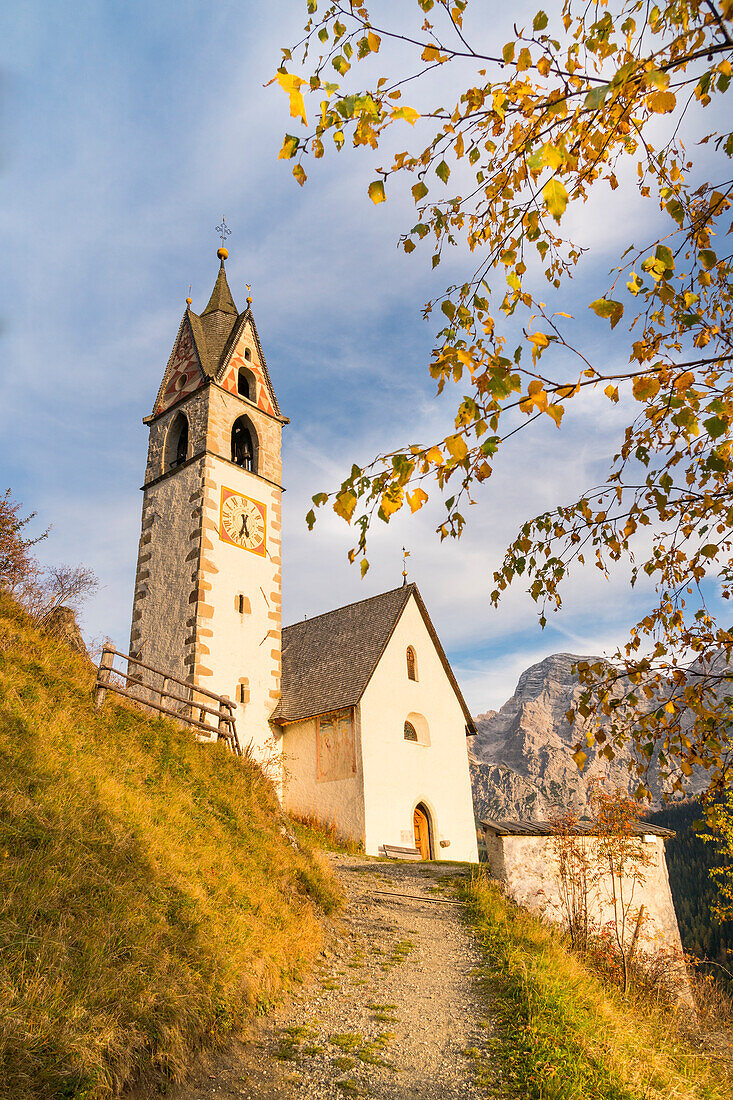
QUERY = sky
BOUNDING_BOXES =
[1,1,717,714]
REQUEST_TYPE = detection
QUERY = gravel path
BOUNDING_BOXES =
[165,854,495,1099]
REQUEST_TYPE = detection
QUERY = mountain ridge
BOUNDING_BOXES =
[469,650,706,823]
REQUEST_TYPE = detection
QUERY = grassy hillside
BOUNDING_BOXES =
[0,594,341,1100]
[463,871,732,1100]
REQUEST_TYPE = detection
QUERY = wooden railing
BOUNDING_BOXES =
[94,645,242,756]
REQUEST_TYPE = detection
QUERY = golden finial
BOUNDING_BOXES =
[246,282,253,305]
[186,284,192,307]
[402,547,410,586]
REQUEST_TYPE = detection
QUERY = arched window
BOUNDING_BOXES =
[231,416,256,472]
[404,712,430,746]
[406,646,418,681]
[164,411,189,470]
[237,368,251,399]
[244,347,252,361]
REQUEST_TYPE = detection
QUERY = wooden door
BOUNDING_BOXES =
[413,806,430,860]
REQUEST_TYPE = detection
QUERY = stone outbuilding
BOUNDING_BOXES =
[272,584,479,863]
[482,817,687,969]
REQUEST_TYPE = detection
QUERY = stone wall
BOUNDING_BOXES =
[129,457,204,685]
[484,830,690,996]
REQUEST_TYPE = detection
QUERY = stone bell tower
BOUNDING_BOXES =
[129,247,287,756]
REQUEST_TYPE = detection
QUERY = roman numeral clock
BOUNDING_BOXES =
[219,488,266,556]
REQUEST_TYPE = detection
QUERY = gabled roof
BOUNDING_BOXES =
[481,817,674,838]
[272,583,476,733]
[215,305,283,418]
[150,255,283,419]
[197,258,239,374]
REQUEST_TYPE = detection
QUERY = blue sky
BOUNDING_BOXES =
[1,1,713,712]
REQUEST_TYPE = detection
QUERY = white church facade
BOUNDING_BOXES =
[129,249,478,863]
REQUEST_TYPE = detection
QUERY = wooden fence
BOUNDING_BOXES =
[93,645,242,756]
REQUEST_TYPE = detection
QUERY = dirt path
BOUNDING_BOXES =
[167,854,495,1099]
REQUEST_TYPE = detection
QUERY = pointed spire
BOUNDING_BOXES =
[201,249,238,317]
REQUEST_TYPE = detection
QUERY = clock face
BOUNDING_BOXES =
[219,488,266,555]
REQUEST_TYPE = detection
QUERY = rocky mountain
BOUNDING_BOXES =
[469,652,706,823]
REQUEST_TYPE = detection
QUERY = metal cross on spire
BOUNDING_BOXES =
[215,216,231,249]
[402,547,411,586]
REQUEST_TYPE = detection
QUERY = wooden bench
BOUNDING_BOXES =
[381,844,422,861]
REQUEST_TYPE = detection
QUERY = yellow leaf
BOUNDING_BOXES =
[275,72,308,125]
[674,371,694,390]
[475,461,492,481]
[379,489,404,519]
[521,379,548,413]
[572,749,588,770]
[445,434,468,461]
[334,490,357,522]
[368,180,386,204]
[391,106,420,125]
[278,134,299,160]
[517,47,532,71]
[546,403,564,427]
[528,331,550,365]
[407,487,429,513]
[604,384,619,403]
[542,178,569,221]
[367,31,381,52]
[644,69,670,90]
[632,375,661,401]
[421,45,446,63]
[648,90,676,114]
[425,446,444,466]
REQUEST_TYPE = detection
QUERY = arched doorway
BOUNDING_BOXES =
[413,802,433,860]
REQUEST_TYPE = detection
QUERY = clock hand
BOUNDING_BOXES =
[238,514,247,538]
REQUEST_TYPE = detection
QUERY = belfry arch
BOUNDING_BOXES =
[231,416,257,473]
[164,411,189,471]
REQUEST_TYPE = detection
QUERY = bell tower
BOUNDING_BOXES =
[129,248,287,757]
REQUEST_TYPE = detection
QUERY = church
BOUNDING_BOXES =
[129,249,478,863]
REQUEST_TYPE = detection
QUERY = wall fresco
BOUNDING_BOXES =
[317,709,357,782]
[157,322,203,414]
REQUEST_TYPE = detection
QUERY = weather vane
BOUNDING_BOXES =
[402,546,410,585]
[216,216,231,249]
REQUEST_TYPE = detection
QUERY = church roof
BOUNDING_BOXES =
[191,257,239,377]
[481,817,675,838]
[272,583,476,732]
[151,255,283,419]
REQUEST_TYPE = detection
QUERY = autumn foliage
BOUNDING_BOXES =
[273,2,733,818]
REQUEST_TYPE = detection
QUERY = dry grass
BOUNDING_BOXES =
[463,869,733,1100]
[0,594,341,1100]
[289,811,363,855]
